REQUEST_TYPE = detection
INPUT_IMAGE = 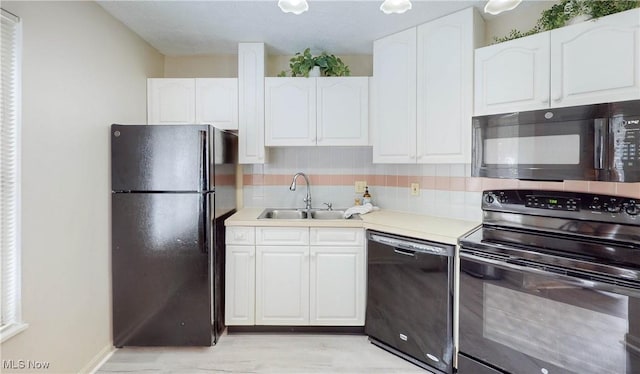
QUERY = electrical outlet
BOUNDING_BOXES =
[410,183,420,196]
[355,181,367,193]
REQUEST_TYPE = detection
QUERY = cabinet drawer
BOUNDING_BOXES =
[226,227,255,245]
[310,228,364,246]
[256,227,309,245]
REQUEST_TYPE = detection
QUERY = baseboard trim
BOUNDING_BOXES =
[228,325,365,334]
[80,343,115,374]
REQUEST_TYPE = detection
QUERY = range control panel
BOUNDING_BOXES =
[525,196,580,211]
[483,190,639,224]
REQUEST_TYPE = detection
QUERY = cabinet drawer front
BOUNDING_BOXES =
[256,227,309,245]
[226,227,255,245]
[310,228,364,246]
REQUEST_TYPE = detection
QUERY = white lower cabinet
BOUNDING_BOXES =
[256,245,310,325]
[225,226,365,326]
[310,246,365,325]
[225,245,255,325]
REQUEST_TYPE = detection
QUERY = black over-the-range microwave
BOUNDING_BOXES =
[472,100,640,182]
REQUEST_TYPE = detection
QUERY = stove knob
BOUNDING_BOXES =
[606,205,621,213]
[626,204,639,216]
[485,194,495,204]
[499,196,508,204]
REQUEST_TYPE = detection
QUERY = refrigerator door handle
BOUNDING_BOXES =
[201,193,208,254]
[199,130,208,192]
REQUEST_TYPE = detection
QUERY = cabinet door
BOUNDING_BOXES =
[550,9,640,108]
[265,78,316,146]
[372,28,417,163]
[196,78,238,130]
[238,43,267,164]
[147,78,196,124]
[417,8,480,164]
[474,32,550,115]
[309,246,365,326]
[225,245,255,325]
[316,77,369,146]
[255,246,309,325]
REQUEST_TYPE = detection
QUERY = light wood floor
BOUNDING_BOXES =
[97,333,430,373]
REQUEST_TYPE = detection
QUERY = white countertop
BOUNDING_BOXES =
[225,208,480,245]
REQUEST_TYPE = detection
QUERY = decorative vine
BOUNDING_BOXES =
[493,0,640,44]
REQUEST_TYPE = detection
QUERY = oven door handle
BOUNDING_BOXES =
[460,252,640,298]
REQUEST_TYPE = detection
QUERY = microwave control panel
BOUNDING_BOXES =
[612,115,639,171]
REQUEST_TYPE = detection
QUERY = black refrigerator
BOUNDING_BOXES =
[110,124,237,347]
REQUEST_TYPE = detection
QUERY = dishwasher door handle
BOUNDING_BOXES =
[394,248,416,257]
[369,233,453,256]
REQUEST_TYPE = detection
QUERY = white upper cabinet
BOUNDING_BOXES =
[147,78,196,124]
[475,8,640,115]
[417,7,482,164]
[373,8,483,164]
[372,27,417,163]
[265,78,317,146]
[550,9,640,108]
[316,77,369,146]
[264,77,369,147]
[148,78,238,128]
[195,78,238,130]
[238,43,267,164]
[474,32,550,116]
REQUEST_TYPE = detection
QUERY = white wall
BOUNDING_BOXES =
[484,1,560,44]
[0,2,163,373]
[164,55,238,77]
[162,54,373,78]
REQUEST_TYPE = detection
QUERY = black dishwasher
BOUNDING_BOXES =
[365,230,455,374]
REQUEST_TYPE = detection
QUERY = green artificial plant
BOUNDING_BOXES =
[493,0,640,44]
[278,48,351,77]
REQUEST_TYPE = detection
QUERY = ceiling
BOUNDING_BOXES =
[97,0,503,56]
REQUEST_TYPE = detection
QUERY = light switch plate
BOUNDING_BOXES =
[355,181,367,193]
[410,183,420,196]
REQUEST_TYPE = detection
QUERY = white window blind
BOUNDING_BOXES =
[1,8,24,341]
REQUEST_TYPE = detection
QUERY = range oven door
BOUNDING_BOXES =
[458,251,640,374]
[471,103,609,181]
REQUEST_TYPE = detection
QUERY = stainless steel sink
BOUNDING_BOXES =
[257,209,308,220]
[311,210,347,220]
[257,208,359,220]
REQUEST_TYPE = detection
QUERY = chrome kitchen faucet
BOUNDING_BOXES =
[289,172,312,214]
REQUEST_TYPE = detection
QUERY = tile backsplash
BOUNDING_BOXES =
[241,147,640,222]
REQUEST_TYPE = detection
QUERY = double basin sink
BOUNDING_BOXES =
[258,208,359,220]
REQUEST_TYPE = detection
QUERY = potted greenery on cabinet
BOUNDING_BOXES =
[278,48,351,77]
[493,0,639,43]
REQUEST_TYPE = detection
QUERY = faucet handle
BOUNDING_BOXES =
[323,202,333,211]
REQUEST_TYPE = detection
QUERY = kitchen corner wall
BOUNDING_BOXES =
[242,147,640,222]
[1,2,164,373]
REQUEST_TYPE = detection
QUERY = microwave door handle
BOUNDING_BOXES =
[594,118,607,170]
